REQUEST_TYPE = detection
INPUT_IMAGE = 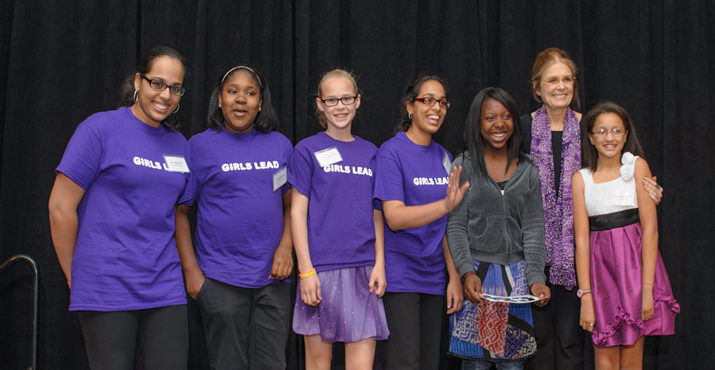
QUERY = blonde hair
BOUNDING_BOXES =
[315,69,359,128]
[530,47,579,108]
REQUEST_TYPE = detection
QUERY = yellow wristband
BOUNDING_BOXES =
[299,269,316,279]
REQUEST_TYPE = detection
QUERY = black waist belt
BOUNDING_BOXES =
[589,208,640,231]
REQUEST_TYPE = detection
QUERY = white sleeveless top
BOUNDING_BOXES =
[578,154,639,217]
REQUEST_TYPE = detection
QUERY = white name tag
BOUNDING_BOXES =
[163,155,190,173]
[314,147,343,167]
[273,167,288,192]
[442,152,451,174]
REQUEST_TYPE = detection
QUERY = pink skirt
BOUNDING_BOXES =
[292,265,389,343]
[590,221,680,347]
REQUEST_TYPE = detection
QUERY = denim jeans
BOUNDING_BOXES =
[462,359,524,370]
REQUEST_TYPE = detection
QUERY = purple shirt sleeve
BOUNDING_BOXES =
[374,148,406,203]
[56,119,103,189]
[288,143,314,197]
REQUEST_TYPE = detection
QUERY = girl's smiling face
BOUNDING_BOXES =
[219,70,262,134]
[132,55,185,127]
[316,76,360,131]
[588,112,628,159]
[480,98,514,152]
[406,79,448,137]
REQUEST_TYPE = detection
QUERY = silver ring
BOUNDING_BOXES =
[589,323,594,327]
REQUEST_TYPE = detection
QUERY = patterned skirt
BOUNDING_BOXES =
[449,260,536,361]
[292,265,389,343]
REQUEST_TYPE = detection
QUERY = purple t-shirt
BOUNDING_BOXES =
[56,107,189,311]
[183,128,292,288]
[373,132,451,295]
[288,132,377,271]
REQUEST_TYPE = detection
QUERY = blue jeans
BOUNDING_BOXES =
[462,359,524,370]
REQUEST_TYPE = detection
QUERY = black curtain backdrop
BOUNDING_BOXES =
[1,1,712,369]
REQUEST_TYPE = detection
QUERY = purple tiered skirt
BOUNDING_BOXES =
[589,220,680,347]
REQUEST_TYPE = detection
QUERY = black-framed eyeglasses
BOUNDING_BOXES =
[141,75,186,96]
[591,128,626,137]
[414,97,451,109]
[320,96,357,106]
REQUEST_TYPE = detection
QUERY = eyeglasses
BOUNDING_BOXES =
[141,75,186,96]
[591,128,626,137]
[544,76,576,86]
[320,96,357,106]
[414,96,451,109]
[484,113,512,123]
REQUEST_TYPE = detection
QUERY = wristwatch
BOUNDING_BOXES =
[577,289,592,298]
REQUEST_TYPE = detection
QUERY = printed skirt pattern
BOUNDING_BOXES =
[450,260,536,360]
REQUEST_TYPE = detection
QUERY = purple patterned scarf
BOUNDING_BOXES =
[530,106,580,289]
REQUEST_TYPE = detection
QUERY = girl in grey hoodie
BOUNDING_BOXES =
[447,87,550,370]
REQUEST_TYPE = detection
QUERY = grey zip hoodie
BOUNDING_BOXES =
[447,153,546,286]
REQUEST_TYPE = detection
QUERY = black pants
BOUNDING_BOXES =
[380,292,443,370]
[525,285,585,370]
[196,278,291,370]
[77,304,188,370]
